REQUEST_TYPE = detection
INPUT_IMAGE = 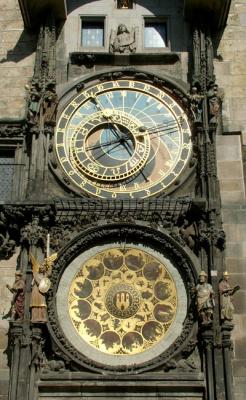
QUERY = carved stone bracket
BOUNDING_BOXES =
[221,323,234,350]
[199,226,225,251]
[69,52,180,68]
[0,204,55,259]
[0,122,26,138]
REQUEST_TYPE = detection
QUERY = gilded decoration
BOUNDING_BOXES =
[68,248,177,355]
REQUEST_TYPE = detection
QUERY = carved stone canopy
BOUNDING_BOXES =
[184,0,231,30]
[19,1,230,31]
[18,0,67,28]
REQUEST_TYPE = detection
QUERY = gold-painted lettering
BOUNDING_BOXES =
[71,100,79,108]
[144,84,150,91]
[96,84,104,92]
[112,81,120,88]
[80,180,86,187]
[157,91,165,99]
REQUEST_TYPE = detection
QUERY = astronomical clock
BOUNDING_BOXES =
[54,78,192,199]
[47,73,197,375]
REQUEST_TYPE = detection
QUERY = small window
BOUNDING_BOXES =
[117,0,133,9]
[81,17,105,48]
[144,19,167,48]
[0,151,15,201]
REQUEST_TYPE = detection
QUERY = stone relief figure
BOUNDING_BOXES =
[195,271,214,324]
[6,271,25,320]
[109,24,137,54]
[29,252,57,323]
[219,271,240,322]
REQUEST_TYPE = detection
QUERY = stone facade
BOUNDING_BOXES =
[0,0,36,120]
[0,0,245,399]
[215,2,246,399]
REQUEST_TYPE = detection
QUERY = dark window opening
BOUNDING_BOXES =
[81,17,105,48]
[144,19,167,48]
[117,0,133,9]
[0,151,15,201]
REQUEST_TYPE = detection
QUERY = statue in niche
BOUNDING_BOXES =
[117,0,133,9]
[42,82,58,126]
[6,271,25,320]
[109,24,137,54]
[195,271,214,324]
[219,271,240,323]
[189,86,203,123]
[207,83,223,123]
[29,252,57,323]
[25,82,42,125]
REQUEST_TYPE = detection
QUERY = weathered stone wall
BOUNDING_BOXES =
[0,252,19,400]
[0,0,36,120]
[0,1,35,397]
[215,1,246,399]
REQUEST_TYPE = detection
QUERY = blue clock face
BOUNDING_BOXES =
[55,79,192,199]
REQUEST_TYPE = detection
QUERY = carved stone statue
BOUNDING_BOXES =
[42,83,58,126]
[29,252,57,323]
[179,219,197,249]
[189,86,203,122]
[109,24,137,54]
[25,82,42,125]
[6,271,25,320]
[219,271,240,322]
[207,84,222,123]
[195,271,214,324]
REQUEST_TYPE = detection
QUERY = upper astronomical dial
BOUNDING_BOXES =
[55,79,192,199]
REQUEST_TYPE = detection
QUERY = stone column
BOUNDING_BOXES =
[221,324,234,400]
[201,327,215,400]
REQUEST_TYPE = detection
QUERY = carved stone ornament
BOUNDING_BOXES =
[46,223,198,373]
[109,24,137,53]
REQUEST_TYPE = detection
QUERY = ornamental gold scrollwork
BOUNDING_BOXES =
[68,248,177,355]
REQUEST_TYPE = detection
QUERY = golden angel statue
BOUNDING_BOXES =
[29,252,57,323]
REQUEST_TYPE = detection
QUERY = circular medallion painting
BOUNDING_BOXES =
[57,244,187,367]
